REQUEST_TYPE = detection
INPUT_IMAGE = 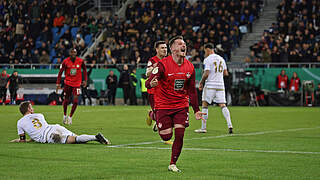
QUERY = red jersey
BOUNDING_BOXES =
[289,77,300,91]
[146,56,199,112]
[277,74,288,89]
[147,56,161,94]
[56,57,87,87]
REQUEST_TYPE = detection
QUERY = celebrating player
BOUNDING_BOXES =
[145,40,172,145]
[145,41,167,128]
[194,43,233,134]
[10,101,110,144]
[56,48,87,125]
[146,36,205,172]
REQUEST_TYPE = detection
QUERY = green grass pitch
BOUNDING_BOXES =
[0,106,319,179]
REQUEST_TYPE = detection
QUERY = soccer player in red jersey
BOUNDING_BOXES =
[145,41,167,128]
[56,49,87,125]
[146,36,205,172]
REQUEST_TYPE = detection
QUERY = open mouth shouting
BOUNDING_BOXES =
[180,48,186,57]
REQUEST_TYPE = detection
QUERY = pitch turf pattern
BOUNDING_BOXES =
[0,106,319,179]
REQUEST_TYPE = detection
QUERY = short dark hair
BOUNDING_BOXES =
[19,101,31,115]
[154,41,166,49]
[169,36,183,48]
[204,43,215,49]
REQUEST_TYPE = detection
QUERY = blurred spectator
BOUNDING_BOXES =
[74,34,85,51]
[140,74,148,105]
[118,64,130,105]
[105,70,118,105]
[6,71,21,104]
[39,50,50,66]
[289,72,301,92]
[276,69,288,91]
[129,68,137,105]
[0,69,9,105]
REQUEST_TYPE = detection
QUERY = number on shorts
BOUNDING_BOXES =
[32,118,42,129]
[76,88,81,95]
[213,61,223,73]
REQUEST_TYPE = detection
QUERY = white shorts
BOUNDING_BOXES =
[202,87,226,104]
[46,124,75,144]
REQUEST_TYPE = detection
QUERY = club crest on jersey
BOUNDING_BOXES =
[152,67,159,74]
[76,65,79,68]
[158,123,162,128]
[147,61,152,66]
[186,72,191,78]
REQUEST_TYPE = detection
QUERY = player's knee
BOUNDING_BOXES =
[159,132,173,141]
[219,104,226,108]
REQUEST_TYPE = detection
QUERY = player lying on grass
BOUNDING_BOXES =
[10,101,111,144]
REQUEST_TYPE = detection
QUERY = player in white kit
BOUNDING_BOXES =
[11,101,111,144]
[195,43,233,134]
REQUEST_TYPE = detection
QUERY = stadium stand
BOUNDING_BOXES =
[246,0,320,63]
[87,0,264,66]
[0,0,105,66]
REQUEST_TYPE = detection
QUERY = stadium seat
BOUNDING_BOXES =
[35,41,42,49]
[59,25,70,38]
[71,27,79,40]
[84,34,92,46]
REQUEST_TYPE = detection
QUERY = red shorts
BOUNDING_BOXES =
[155,108,189,131]
[148,93,155,111]
[64,84,81,98]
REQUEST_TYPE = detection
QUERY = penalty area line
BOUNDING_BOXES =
[106,146,320,155]
[108,126,320,148]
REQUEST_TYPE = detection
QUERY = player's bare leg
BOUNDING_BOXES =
[154,122,173,145]
[219,104,233,134]
[195,101,208,133]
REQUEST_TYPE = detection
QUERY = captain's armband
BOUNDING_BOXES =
[20,135,26,141]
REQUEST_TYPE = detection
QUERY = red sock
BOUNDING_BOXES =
[170,128,185,165]
[69,98,78,117]
[62,99,68,116]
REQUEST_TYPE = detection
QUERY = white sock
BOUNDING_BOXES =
[201,107,208,130]
[222,106,232,128]
[75,135,96,143]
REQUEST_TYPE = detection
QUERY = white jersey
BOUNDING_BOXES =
[17,113,51,143]
[203,54,227,89]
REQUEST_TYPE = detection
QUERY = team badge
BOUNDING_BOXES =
[186,72,191,78]
[76,65,79,68]
[152,67,159,74]
[158,123,162,128]
[147,61,152,66]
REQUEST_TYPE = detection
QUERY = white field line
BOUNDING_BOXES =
[107,146,320,155]
[109,126,320,148]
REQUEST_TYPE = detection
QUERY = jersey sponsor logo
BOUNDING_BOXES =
[186,72,191,78]
[152,67,159,74]
[168,73,174,76]
[174,79,185,90]
[70,68,77,76]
